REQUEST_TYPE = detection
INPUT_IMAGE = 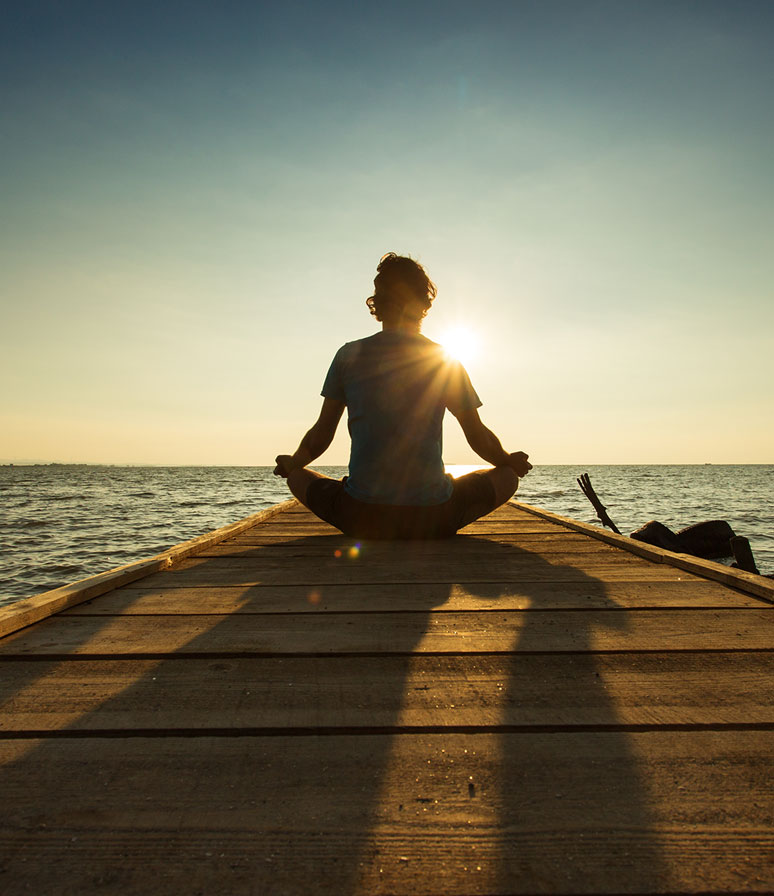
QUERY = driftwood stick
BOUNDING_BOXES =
[577,472,621,534]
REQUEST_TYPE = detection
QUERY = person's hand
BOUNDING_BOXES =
[508,451,532,477]
[273,455,295,478]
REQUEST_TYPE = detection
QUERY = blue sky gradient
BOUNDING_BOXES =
[2,1,772,463]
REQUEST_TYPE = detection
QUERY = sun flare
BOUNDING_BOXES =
[439,326,480,365]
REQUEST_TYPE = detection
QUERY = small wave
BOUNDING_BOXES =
[7,535,55,548]
[37,563,84,577]
[127,491,155,498]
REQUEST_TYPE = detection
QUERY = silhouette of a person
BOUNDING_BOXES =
[274,252,531,538]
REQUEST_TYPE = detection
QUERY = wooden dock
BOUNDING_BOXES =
[1,499,773,894]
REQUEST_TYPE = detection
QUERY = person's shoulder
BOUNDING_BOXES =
[353,332,385,348]
[411,333,452,365]
[331,333,376,365]
[389,331,445,357]
[414,332,443,351]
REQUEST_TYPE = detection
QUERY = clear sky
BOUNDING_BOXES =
[2,0,772,465]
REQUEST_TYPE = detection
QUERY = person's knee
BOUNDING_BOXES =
[286,468,315,505]
[490,465,519,506]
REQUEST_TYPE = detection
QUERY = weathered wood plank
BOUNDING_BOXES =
[245,522,341,536]
[2,653,773,732]
[191,544,663,568]
[232,529,611,544]
[1,609,772,656]
[272,503,542,522]
[62,579,765,615]
[136,554,700,588]
[0,732,771,894]
[276,503,546,521]
[246,519,579,537]
[202,534,627,557]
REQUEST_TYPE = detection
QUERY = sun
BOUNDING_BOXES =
[439,326,480,365]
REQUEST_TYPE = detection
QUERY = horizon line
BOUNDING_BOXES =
[2,461,771,468]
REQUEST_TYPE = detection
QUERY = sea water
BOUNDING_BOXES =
[1,464,772,607]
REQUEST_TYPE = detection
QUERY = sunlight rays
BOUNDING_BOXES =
[439,326,480,366]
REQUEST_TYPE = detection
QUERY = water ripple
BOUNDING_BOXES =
[1,464,772,606]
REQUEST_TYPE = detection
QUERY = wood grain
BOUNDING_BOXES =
[1,608,772,656]
[62,579,763,615]
[0,732,772,894]
[1,653,773,732]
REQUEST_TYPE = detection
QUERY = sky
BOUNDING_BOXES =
[2,0,773,465]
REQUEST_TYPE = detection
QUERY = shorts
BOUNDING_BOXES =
[305,471,499,539]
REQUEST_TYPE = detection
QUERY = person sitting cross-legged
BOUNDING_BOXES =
[274,252,532,539]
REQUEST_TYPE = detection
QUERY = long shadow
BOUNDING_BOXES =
[344,534,666,893]
[485,541,664,892]
[0,529,665,893]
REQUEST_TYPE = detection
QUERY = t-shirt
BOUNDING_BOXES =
[321,330,482,505]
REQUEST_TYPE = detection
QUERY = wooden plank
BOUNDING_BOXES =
[0,732,771,894]
[233,529,609,544]
[226,531,598,547]
[136,554,700,588]
[245,519,575,537]
[2,609,773,656]
[461,519,592,534]
[240,522,341,537]
[202,534,627,558]
[277,503,328,513]
[62,579,765,615]
[2,653,773,732]
[272,504,542,522]
[0,500,298,638]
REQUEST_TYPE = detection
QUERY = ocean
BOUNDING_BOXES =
[1,464,772,607]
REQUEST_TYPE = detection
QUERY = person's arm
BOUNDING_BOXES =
[451,407,532,476]
[274,397,346,478]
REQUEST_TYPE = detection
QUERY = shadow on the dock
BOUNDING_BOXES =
[0,533,666,893]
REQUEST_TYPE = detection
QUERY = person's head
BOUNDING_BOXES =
[366,253,437,328]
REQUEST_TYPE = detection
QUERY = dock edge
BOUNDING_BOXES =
[511,499,774,603]
[0,498,299,639]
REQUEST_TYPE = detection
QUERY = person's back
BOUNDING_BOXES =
[274,252,532,539]
[322,329,480,505]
